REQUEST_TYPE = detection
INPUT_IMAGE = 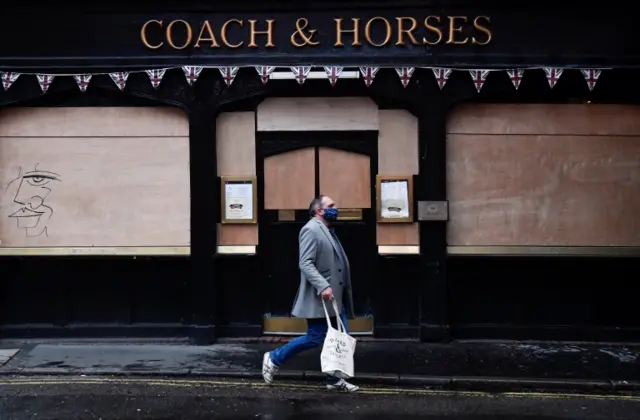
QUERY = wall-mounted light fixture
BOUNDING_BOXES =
[269,69,361,80]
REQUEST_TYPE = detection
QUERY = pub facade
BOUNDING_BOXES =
[0,1,638,344]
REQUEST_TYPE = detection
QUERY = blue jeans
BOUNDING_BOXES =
[270,309,349,385]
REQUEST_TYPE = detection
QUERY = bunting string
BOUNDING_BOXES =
[0,65,613,93]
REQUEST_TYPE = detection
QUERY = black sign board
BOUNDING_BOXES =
[0,7,638,70]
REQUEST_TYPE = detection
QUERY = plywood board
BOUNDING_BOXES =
[377,223,419,245]
[0,107,188,137]
[264,147,315,210]
[447,133,640,246]
[217,224,259,245]
[216,112,256,176]
[0,137,190,248]
[257,97,378,131]
[448,104,640,136]
[318,147,371,209]
[378,109,419,174]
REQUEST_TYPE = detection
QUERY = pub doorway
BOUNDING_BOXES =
[257,131,378,335]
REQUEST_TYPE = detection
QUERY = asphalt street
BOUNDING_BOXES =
[0,376,639,420]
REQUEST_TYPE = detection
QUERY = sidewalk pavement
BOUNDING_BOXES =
[1,339,639,393]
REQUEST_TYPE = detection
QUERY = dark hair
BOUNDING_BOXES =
[308,195,326,218]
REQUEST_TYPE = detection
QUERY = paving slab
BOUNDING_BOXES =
[0,349,20,366]
[4,344,240,374]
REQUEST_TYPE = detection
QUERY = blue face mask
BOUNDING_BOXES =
[323,207,339,221]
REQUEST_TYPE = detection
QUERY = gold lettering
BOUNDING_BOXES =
[447,16,468,44]
[423,16,443,45]
[334,18,361,47]
[221,19,244,48]
[166,20,192,50]
[194,21,220,48]
[395,17,419,46]
[248,19,275,48]
[364,17,392,47]
[140,14,492,50]
[472,16,492,45]
[290,18,320,47]
[141,20,164,49]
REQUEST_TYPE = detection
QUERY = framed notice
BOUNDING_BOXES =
[221,176,257,224]
[376,175,414,223]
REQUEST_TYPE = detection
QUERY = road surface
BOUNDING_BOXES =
[1,376,639,419]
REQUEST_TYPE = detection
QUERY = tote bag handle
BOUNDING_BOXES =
[322,299,347,333]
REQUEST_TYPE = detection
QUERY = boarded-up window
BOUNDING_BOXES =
[0,107,190,249]
[447,104,640,247]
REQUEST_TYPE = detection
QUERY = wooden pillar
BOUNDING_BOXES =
[417,96,449,341]
[188,105,218,344]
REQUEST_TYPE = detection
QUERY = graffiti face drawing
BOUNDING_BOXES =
[6,166,61,237]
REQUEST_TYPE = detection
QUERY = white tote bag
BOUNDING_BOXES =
[320,299,357,379]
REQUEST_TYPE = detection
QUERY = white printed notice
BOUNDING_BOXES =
[225,181,254,220]
[380,179,410,219]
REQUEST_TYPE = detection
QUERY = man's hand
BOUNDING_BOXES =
[321,287,334,300]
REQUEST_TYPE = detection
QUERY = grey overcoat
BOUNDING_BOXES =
[290,218,356,320]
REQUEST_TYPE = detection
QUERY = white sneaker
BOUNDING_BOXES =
[326,378,360,393]
[262,352,278,384]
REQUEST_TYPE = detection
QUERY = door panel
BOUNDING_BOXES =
[318,147,375,318]
[262,211,309,318]
[330,215,376,321]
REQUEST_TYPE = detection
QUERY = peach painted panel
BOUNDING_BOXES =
[318,147,371,209]
[448,104,640,136]
[216,112,256,176]
[377,110,419,174]
[218,224,259,245]
[0,107,188,137]
[447,133,640,246]
[264,147,315,210]
[0,136,190,247]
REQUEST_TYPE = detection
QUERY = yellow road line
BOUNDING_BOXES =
[0,377,639,401]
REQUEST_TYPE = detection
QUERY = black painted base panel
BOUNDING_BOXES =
[187,326,217,345]
[447,256,640,343]
[216,324,262,338]
[374,325,420,340]
[420,324,451,342]
[0,323,189,340]
[3,323,640,344]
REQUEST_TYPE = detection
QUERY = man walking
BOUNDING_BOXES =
[262,195,359,393]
